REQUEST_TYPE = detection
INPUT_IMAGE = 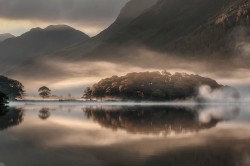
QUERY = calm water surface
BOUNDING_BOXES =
[0,102,250,166]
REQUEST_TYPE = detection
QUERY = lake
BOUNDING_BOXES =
[0,102,250,166]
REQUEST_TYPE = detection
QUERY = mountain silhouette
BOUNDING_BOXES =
[0,33,15,43]
[0,25,89,73]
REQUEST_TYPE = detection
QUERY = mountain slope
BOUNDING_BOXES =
[94,0,236,56]
[57,0,250,61]
[0,25,89,70]
[55,0,158,59]
[0,33,15,43]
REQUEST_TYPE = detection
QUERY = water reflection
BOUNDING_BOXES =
[84,106,224,135]
[39,108,51,120]
[0,106,23,130]
[0,104,248,166]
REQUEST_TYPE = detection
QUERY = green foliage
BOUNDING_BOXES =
[0,76,25,100]
[38,86,51,99]
[89,71,222,101]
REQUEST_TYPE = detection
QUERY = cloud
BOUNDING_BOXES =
[0,0,129,35]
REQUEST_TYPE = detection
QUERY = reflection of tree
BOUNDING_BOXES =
[85,107,221,135]
[0,106,23,130]
[39,108,51,120]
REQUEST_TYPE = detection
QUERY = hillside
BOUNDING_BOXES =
[54,0,250,62]
[0,25,89,72]
[56,0,158,59]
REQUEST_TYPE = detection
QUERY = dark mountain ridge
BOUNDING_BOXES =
[0,25,89,71]
[0,33,15,43]
[54,0,250,63]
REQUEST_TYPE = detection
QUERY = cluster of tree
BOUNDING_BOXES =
[0,76,25,100]
[38,86,51,99]
[83,71,222,101]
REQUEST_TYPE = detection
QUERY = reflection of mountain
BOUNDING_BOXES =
[85,107,220,135]
[0,107,23,130]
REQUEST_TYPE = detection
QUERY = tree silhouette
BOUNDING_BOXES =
[0,91,9,105]
[82,87,92,100]
[0,76,25,100]
[38,86,51,99]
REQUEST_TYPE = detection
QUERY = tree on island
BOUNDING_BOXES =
[92,85,105,101]
[38,86,51,99]
[0,76,25,100]
[0,92,9,105]
[82,87,92,100]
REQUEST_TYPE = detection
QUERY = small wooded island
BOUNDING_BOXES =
[86,71,238,101]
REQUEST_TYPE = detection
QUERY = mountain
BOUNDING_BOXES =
[0,25,89,72]
[56,0,250,62]
[0,33,15,43]
[55,0,159,59]
[1,0,249,82]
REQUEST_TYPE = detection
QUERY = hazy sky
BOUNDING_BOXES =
[0,0,129,36]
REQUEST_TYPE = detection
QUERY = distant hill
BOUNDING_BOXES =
[0,33,15,43]
[0,25,89,72]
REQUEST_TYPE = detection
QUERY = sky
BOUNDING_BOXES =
[0,0,129,36]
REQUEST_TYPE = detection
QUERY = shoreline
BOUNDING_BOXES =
[8,100,245,107]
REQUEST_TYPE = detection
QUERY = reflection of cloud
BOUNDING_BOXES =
[198,106,240,124]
